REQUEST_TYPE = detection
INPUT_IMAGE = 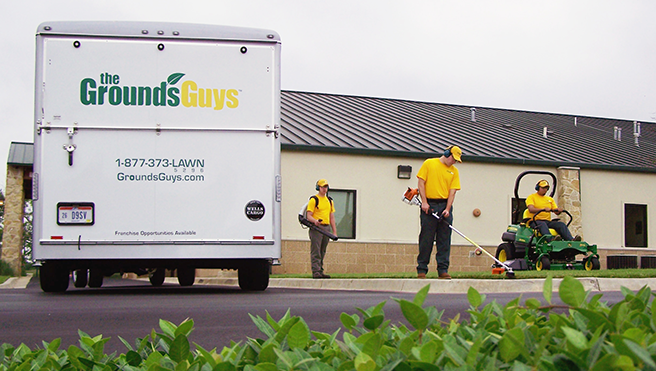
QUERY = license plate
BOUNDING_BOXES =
[57,203,94,225]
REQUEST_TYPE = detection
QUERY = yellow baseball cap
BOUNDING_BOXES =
[537,180,550,188]
[449,145,462,162]
[316,179,329,187]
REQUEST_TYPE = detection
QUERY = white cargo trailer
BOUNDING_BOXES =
[32,21,282,292]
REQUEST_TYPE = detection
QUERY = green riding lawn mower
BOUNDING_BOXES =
[495,170,601,272]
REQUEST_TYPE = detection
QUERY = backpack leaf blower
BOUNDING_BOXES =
[298,202,339,241]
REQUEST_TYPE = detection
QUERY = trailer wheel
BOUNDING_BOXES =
[177,267,196,287]
[73,269,88,288]
[238,260,270,291]
[40,262,70,293]
[536,255,551,271]
[585,256,601,271]
[495,243,515,262]
[149,268,166,287]
[88,268,104,288]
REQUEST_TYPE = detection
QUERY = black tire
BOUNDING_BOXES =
[536,255,551,271]
[177,267,196,287]
[238,259,270,291]
[149,268,166,287]
[585,256,601,271]
[88,268,104,288]
[73,269,88,288]
[495,243,515,262]
[40,262,70,293]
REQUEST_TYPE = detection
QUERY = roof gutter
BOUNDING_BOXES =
[281,144,656,174]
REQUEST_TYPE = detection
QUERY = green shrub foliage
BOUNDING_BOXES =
[3,277,656,370]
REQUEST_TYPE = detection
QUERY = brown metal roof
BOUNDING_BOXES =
[7,93,656,173]
[281,91,656,172]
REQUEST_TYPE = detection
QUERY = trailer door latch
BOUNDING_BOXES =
[64,144,76,166]
[63,144,77,166]
[63,126,78,166]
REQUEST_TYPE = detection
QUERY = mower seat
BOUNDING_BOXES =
[522,209,558,237]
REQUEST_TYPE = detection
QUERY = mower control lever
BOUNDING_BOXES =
[531,209,573,227]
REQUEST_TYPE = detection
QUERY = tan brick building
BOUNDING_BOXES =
[4,92,656,277]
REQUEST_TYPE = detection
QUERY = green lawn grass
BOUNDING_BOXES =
[272,268,656,280]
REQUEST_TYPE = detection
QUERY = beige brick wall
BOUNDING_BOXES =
[271,239,656,275]
[273,240,507,274]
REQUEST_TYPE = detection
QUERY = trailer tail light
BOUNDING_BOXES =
[50,236,63,240]
[252,236,265,240]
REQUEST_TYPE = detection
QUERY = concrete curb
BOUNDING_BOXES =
[4,275,656,293]
[0,274,33,289]
[197,277,656,294]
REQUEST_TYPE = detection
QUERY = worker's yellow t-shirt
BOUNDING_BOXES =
[306,195,335,224]
[525,193,557,221]
[416,158,460,199]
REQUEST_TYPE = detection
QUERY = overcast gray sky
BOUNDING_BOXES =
[1,1,655,189]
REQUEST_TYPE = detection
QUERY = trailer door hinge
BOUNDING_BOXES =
[37,121,51,135]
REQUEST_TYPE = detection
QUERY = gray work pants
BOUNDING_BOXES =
[417,200,452,275]
[309,225,331,274]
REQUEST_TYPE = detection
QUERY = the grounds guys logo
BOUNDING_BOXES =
[80,73,239,110]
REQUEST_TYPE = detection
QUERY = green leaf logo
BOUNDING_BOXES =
[167,73,185,85]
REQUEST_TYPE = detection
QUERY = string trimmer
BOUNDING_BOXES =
[402,187,515,279]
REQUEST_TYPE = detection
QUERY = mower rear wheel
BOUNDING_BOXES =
[585,256,601,271]
[536,255,551,271]
[495,243,515,262]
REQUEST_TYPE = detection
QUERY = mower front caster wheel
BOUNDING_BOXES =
[585,256,601,271]
[536,255,551,271]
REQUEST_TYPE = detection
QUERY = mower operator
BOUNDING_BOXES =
[526,179,581,241]
[416,145,462,280]
[305,179,337,279]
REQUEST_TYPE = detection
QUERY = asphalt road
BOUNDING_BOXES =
[0,277,626,353]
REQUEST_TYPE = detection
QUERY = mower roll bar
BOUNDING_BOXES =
[514,170,557,199]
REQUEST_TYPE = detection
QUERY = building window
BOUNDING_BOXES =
[330,189,356,239]
[625,204,648,247]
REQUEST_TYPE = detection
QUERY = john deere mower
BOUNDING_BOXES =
[495,170,600,271]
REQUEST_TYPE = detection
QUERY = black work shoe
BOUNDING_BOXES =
[552,235,562,241]
[321,273,331,279]
[573,235,582,241]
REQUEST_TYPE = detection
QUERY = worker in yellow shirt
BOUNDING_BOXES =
[416,145,462,279]
[305,179,337,279]
[525,179,581,242]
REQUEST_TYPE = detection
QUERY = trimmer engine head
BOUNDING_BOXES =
[402,187,421,206]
